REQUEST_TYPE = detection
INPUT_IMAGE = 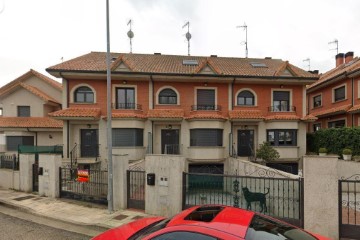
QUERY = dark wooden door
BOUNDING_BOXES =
[237,130,254,157]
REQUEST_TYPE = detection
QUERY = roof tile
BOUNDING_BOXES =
[265,115,301,121]
[147,109,184,118]
[112,112,147,119]
[49,108,101,118]
[229,110,264,119]
[313,104,351,117]
[0,117,62,128]
[185,112,228,120]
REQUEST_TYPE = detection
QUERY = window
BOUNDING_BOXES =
[17,106,30,117]
[273,91,290,111]
[313,123,321,132]
[74,86,94,103]
[152,232,217,240]
[245,215,317,240]
[159,88,177,104]
[6,136,34,151]
[328,120,345,128]
[190,129,223,146]
[334,86,345,102]
[116,87,135,109]
[313,95,322,108]
[196,89,215,110]
[237,90,254,106]
[267,129,297,146]
[112,128,143,147]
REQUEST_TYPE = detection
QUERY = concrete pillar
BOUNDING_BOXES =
[145,155,186,217]
[303,156,339,239]
[112,154,129,210]
[19,154,35,192]
[38,154,62,198]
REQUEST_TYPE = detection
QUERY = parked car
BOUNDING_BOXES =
[92,205,330,240]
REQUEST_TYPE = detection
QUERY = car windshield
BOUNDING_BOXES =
[245,215,317,240]
[129,218,170,240]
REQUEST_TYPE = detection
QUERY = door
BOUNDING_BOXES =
[161,129,179,154]
[237,130,254,157]
[81,129,98,157]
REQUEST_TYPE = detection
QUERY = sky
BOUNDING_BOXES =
[0,0,360,86]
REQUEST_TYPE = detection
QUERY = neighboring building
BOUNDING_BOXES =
[47,52,317,174]
[307,52,360,132]
[0,69,63,154]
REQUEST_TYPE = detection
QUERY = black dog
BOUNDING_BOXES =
[242,187,269,213]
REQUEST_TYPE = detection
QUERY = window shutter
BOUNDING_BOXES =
[112,129,143,147]
[273,91,289,101]
[197,89,215,105]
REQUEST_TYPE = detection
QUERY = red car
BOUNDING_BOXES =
[93,205,330,240]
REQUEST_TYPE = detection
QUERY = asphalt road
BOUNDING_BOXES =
[0,205,101,240]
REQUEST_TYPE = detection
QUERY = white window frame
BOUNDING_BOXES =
[156,86,180,105]
[270,88,293,112]
[70,84,96,104]
[332,83,347,103]
[235,88,257,106]
[194,87,217,106]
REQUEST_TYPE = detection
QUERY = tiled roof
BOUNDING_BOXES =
[301,114,318,122]
[112,112,147,119]
[20,83,60,104]
[147,109,184,119]
[308,57,360,90]
[29,69,62,90]
[47,52,316,79]
[313,104,351,117]
[0,117,62,128]
[185,112,228,120]
[348,104,360,113]
[265,115,301,121]
[229,110,264,119]
[49,108,101,119]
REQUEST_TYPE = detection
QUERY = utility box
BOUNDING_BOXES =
[147,173,155,186]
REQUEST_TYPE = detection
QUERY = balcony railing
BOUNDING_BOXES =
[70,143,100,168]
[164,144,180,155]
[191,105,221,111]
[112,103,142,110]
[268,105,296,112]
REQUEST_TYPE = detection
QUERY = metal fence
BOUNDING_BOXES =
[59,167,108,205]
[0,154,19,170]
[127,170,145,210]
[183,172,303,227]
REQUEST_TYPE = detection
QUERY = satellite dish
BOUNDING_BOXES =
[127,30,134,39]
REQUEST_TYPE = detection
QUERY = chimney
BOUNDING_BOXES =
[336,53,345,67]
[345,51,354,64]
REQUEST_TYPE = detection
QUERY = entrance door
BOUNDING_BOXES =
[237,130,254,157]
[81,129,98,157]
[161,129,179,154]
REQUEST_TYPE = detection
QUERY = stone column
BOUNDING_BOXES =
[19,154,35,192]
[112,154,129,210]
[38,154,62,198]
[303,155,338,239]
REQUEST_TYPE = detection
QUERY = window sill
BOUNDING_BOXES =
[333,98,347,103]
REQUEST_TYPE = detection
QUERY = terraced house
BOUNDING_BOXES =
[307,52,360,132]
[47,52,317,174]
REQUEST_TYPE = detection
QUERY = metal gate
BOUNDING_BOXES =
[339,175,360,239]
[127,170,145,210]
[32,163,39,192]
[59,167,108,205]
[183,171,304,228]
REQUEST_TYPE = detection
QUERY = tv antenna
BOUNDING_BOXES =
[237,23,248,58]
[183,21,191,56]
[328,39,338,55]
[127,19,134,53]
[303,58,310,71]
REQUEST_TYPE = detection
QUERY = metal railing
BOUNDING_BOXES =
[191,105,221,111]
[70,143,100,168]
[0,154,19,170]
[112,103,142,110]
[164,144,180,155]
[268,105,296,112]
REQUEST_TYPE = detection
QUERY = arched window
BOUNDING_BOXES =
[74,86,94,103]
[159,88,177,104]
[237,90,254,106]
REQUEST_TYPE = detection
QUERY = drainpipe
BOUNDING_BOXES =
[150,75,154,154]
[230,78,235,156]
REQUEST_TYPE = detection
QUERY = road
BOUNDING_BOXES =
[0,205,105,240]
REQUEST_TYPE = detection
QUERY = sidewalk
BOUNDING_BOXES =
[0,188,151,231]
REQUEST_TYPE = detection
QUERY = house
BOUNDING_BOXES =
[307,52,360,132]
[0,69,63,155]
[46,52,317,174]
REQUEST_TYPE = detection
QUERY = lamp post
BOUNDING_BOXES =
[106,0,113,213]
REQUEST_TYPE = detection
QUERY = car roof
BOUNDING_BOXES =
[166,205,255,238]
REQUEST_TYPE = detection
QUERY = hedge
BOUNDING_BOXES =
[307,127,360,156]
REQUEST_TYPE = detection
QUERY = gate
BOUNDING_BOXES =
[127,170,145,210]
[339,175,360,239]
[183,172,304,228]
[59,167,108,205]
[32,163,39,192]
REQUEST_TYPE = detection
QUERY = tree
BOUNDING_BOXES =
[256,141,280,162]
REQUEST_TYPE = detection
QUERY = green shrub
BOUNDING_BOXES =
[256,141,280,162]
[342,148,352,155]
[318,147,328,154]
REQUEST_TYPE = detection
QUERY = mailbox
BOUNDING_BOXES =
[38,167,43,176]
[147,173,155,186]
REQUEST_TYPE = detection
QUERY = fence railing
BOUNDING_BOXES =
[0,154,19,170]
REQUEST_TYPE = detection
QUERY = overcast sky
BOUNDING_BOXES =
[1,0,360,86]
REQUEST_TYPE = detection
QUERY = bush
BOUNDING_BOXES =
[318,147,328,154]
[256,141,280,162]
[342,148,352,155]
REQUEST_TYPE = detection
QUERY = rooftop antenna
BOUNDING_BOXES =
[237,23,248,58]
[303,58,310,71]
[328,39,338,55]
[183,21,191,56]
[127,19,134,53]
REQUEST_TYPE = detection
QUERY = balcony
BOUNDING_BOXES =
[191,105,221,111]
[112,103,142,110]
[268,105,296,112]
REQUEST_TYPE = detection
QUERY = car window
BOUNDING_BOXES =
[245,215,317,240]
[129,219,170,240]
[151,231,218,240]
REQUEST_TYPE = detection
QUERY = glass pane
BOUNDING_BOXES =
[127,89,135,103]
[117,89,126,103]
[246,97,254,105]
[238,97,245,105]
[279,131,285,145]
[268,131,275,145]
